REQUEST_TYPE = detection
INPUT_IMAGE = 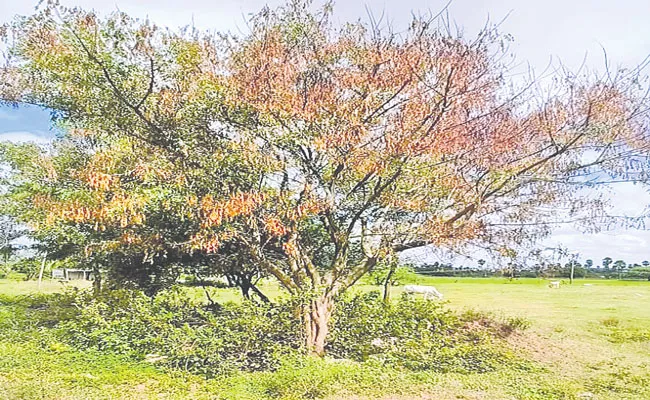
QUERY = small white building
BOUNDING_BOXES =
[52,268,93,281]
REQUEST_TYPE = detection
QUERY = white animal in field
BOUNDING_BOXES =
[549,281,560,289]
[403,285,444,300]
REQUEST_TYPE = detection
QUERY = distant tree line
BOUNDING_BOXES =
[415,258,650,281]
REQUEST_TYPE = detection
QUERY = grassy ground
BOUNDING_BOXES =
[0,278,90,296]
[1,276,649,399]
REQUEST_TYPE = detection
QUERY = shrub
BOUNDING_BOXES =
[181,274,230,288]
[626,267,650,280]
[504,316,532,332]
[0,264,10,279]
[9,258,44,280]
[329,291,521,373]
[55,287,303,376]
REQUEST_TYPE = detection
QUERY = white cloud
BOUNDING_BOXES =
[543,229,650,263]
[0,131,51,144]
[606,183,650,216]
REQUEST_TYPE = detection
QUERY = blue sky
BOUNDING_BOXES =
[0,106,53,143]
[2,0,650,264]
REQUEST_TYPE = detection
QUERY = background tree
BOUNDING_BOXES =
[627,266,650,281]
[563,259,585,282]
[0,216,23,267]
[368,257,416,303]
[603,257,613,270]
[2,1,649,354]
[613,259,627,279]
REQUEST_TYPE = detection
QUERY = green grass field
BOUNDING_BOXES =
[1,276,649,399]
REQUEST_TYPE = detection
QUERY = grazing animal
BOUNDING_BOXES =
[549,281,560,289]
[403,285,444,300]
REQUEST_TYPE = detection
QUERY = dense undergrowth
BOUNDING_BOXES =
[0,288,527,379]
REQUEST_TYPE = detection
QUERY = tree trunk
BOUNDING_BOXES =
[570,263,575,284]
[240,280,252,300]
[250,283,270,303]
[225,273,236,288]
[92,266,101,295]
[195,273,217,307]
[305,295,333,356]
[234,272,269,303]
[37,251,47,290]
[382,267,395,303]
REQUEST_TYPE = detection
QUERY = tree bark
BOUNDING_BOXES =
[195,273,217,307]
[37,251,47,291]
[305,295,333,356]
[225,273,236,288]
[92,266,102,295]
[239,280,251,300]
[382,266,395,303]
[250,282,270,303]
[230,271,270,303]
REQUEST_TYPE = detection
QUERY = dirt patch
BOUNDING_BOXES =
[507,328,624,376]
[507,331,569,366]
[463,318,519,338]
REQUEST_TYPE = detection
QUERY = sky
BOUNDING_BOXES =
[1,0,650,265]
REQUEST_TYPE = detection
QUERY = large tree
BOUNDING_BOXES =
[2,1,648,354]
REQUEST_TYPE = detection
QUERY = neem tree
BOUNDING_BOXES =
[1,1,647,354]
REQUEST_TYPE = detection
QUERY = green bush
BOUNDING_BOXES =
[56,288,303,376]
[504,316,532,332]
[10,258,44,280]
[329,291,520,373]
[626,267,650,280]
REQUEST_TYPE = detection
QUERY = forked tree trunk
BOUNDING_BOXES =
[250,283,270,303]
[240,280,251,299]
[234,272,270,303]
[305,295,334,356]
